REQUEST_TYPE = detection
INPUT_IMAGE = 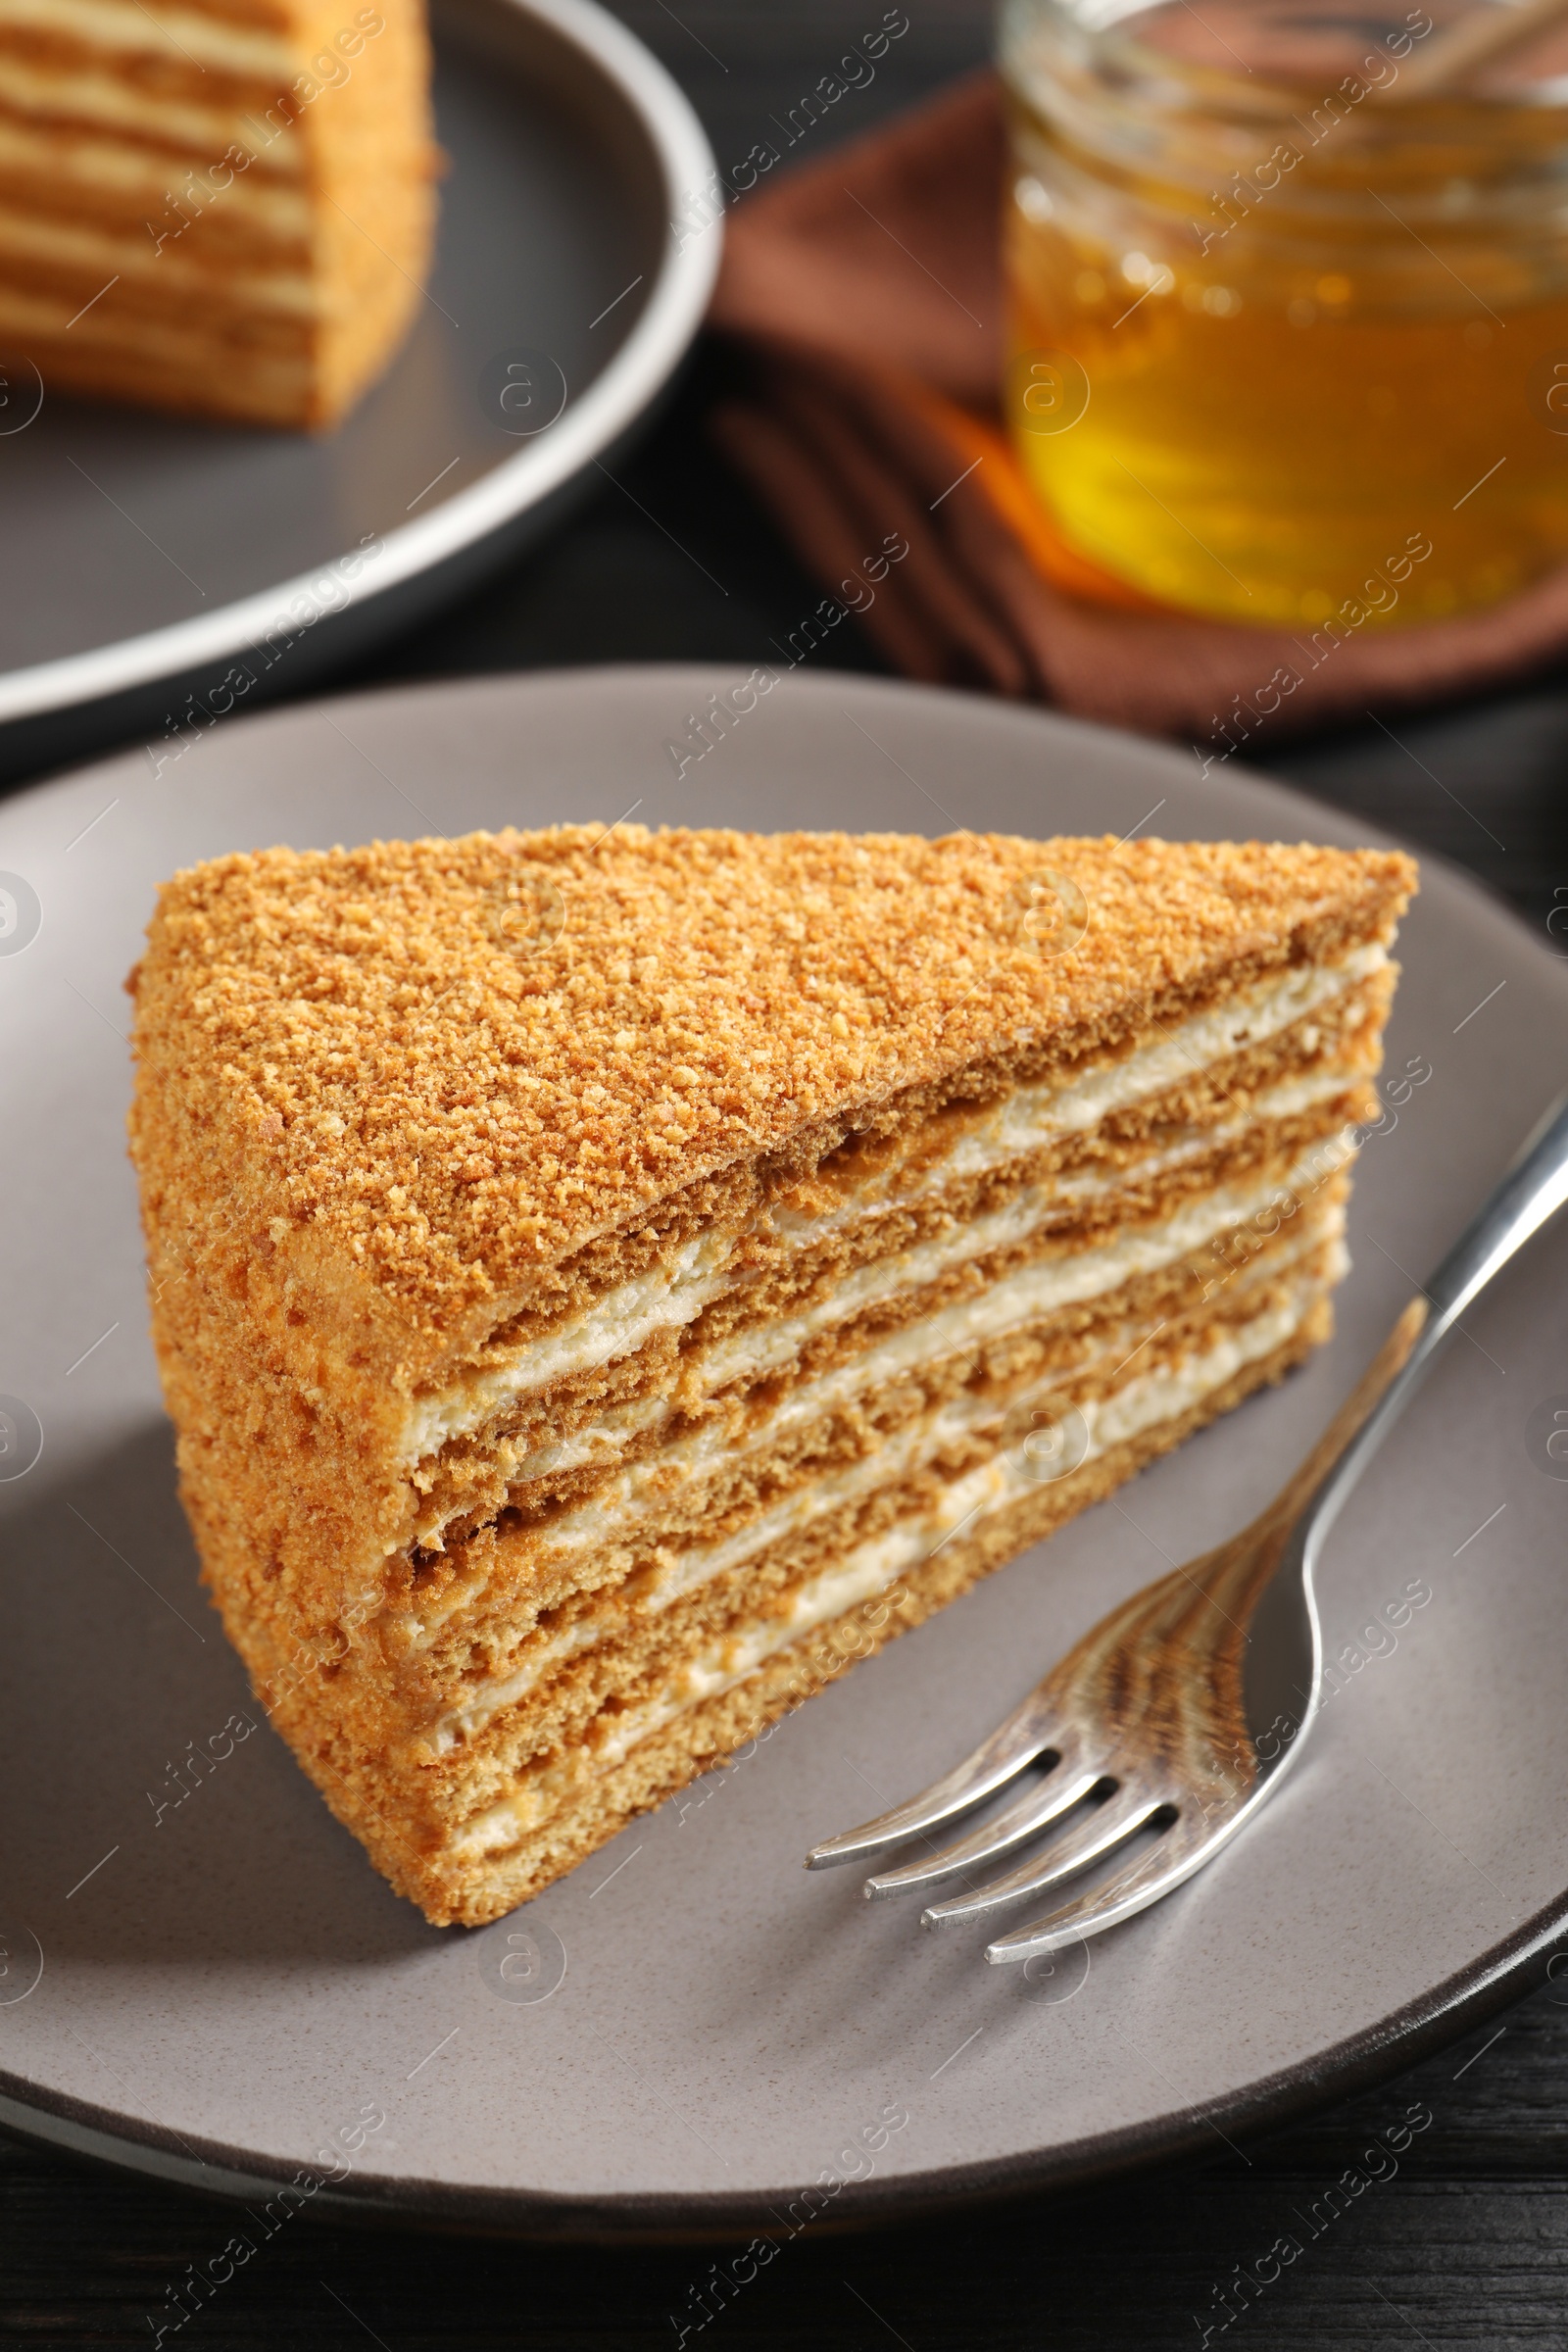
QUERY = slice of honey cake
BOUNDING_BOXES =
[0,0,436,428]
[126,826,1415,1926]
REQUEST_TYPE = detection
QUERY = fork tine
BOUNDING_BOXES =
[919,1780,1169,1929]
[804,1687,1070,1871]
[862,1763,1105,1899]
[984,1808,1217,1962]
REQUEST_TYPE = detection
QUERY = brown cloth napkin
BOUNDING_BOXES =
[708,72,1568,752]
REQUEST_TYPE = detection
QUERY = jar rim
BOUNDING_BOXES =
[1001,0,1568,126]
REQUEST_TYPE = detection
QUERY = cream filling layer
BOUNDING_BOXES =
[434,1241,1343,1754]
[406,1179,1347,1642]
[0,0,299,74]
[692,1123,1352,1396]
[764,944,1384,1241]
[402,1062,1363,1543]
[0,58,308,155]
[402,954,1380,1468]
[0,273,313,373]
[447,1269,1331,1853]
[0,119,310,222]
[448,1075,1353,1497]
[0,201,314,304]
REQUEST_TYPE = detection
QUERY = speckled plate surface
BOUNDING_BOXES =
[1,666,1565,2238]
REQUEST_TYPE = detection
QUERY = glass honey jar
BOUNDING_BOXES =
[1000,0,1568,628]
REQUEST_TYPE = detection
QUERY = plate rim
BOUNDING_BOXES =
[2,662,1565,2238]
[2,1884,1562,2238]
[0,0,722,728]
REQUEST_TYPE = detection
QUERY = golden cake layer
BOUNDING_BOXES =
[127,826,1416,1923]
[0,0,436,426]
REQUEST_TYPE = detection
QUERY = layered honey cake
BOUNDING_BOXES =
[127,826,1414,1925]
[0,0,436,427]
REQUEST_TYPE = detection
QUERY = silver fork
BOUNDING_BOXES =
[806,1088,1568,1966]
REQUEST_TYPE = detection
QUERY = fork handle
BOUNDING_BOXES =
[1308,1083,1568,1560]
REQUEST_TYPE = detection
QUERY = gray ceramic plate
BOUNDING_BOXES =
[0,0,718,781]
[2,667,1566,2238]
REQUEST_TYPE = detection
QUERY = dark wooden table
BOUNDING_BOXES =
[7,5,1568,2341]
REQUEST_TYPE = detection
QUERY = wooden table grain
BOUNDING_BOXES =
[6,6,1568,2342]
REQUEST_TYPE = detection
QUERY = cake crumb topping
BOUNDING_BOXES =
[128,826,1414,1326]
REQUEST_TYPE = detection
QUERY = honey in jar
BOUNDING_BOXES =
[1002,0,1568,627]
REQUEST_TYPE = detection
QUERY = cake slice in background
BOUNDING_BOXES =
[0,0,437,428]
[126,826,1415,1924]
